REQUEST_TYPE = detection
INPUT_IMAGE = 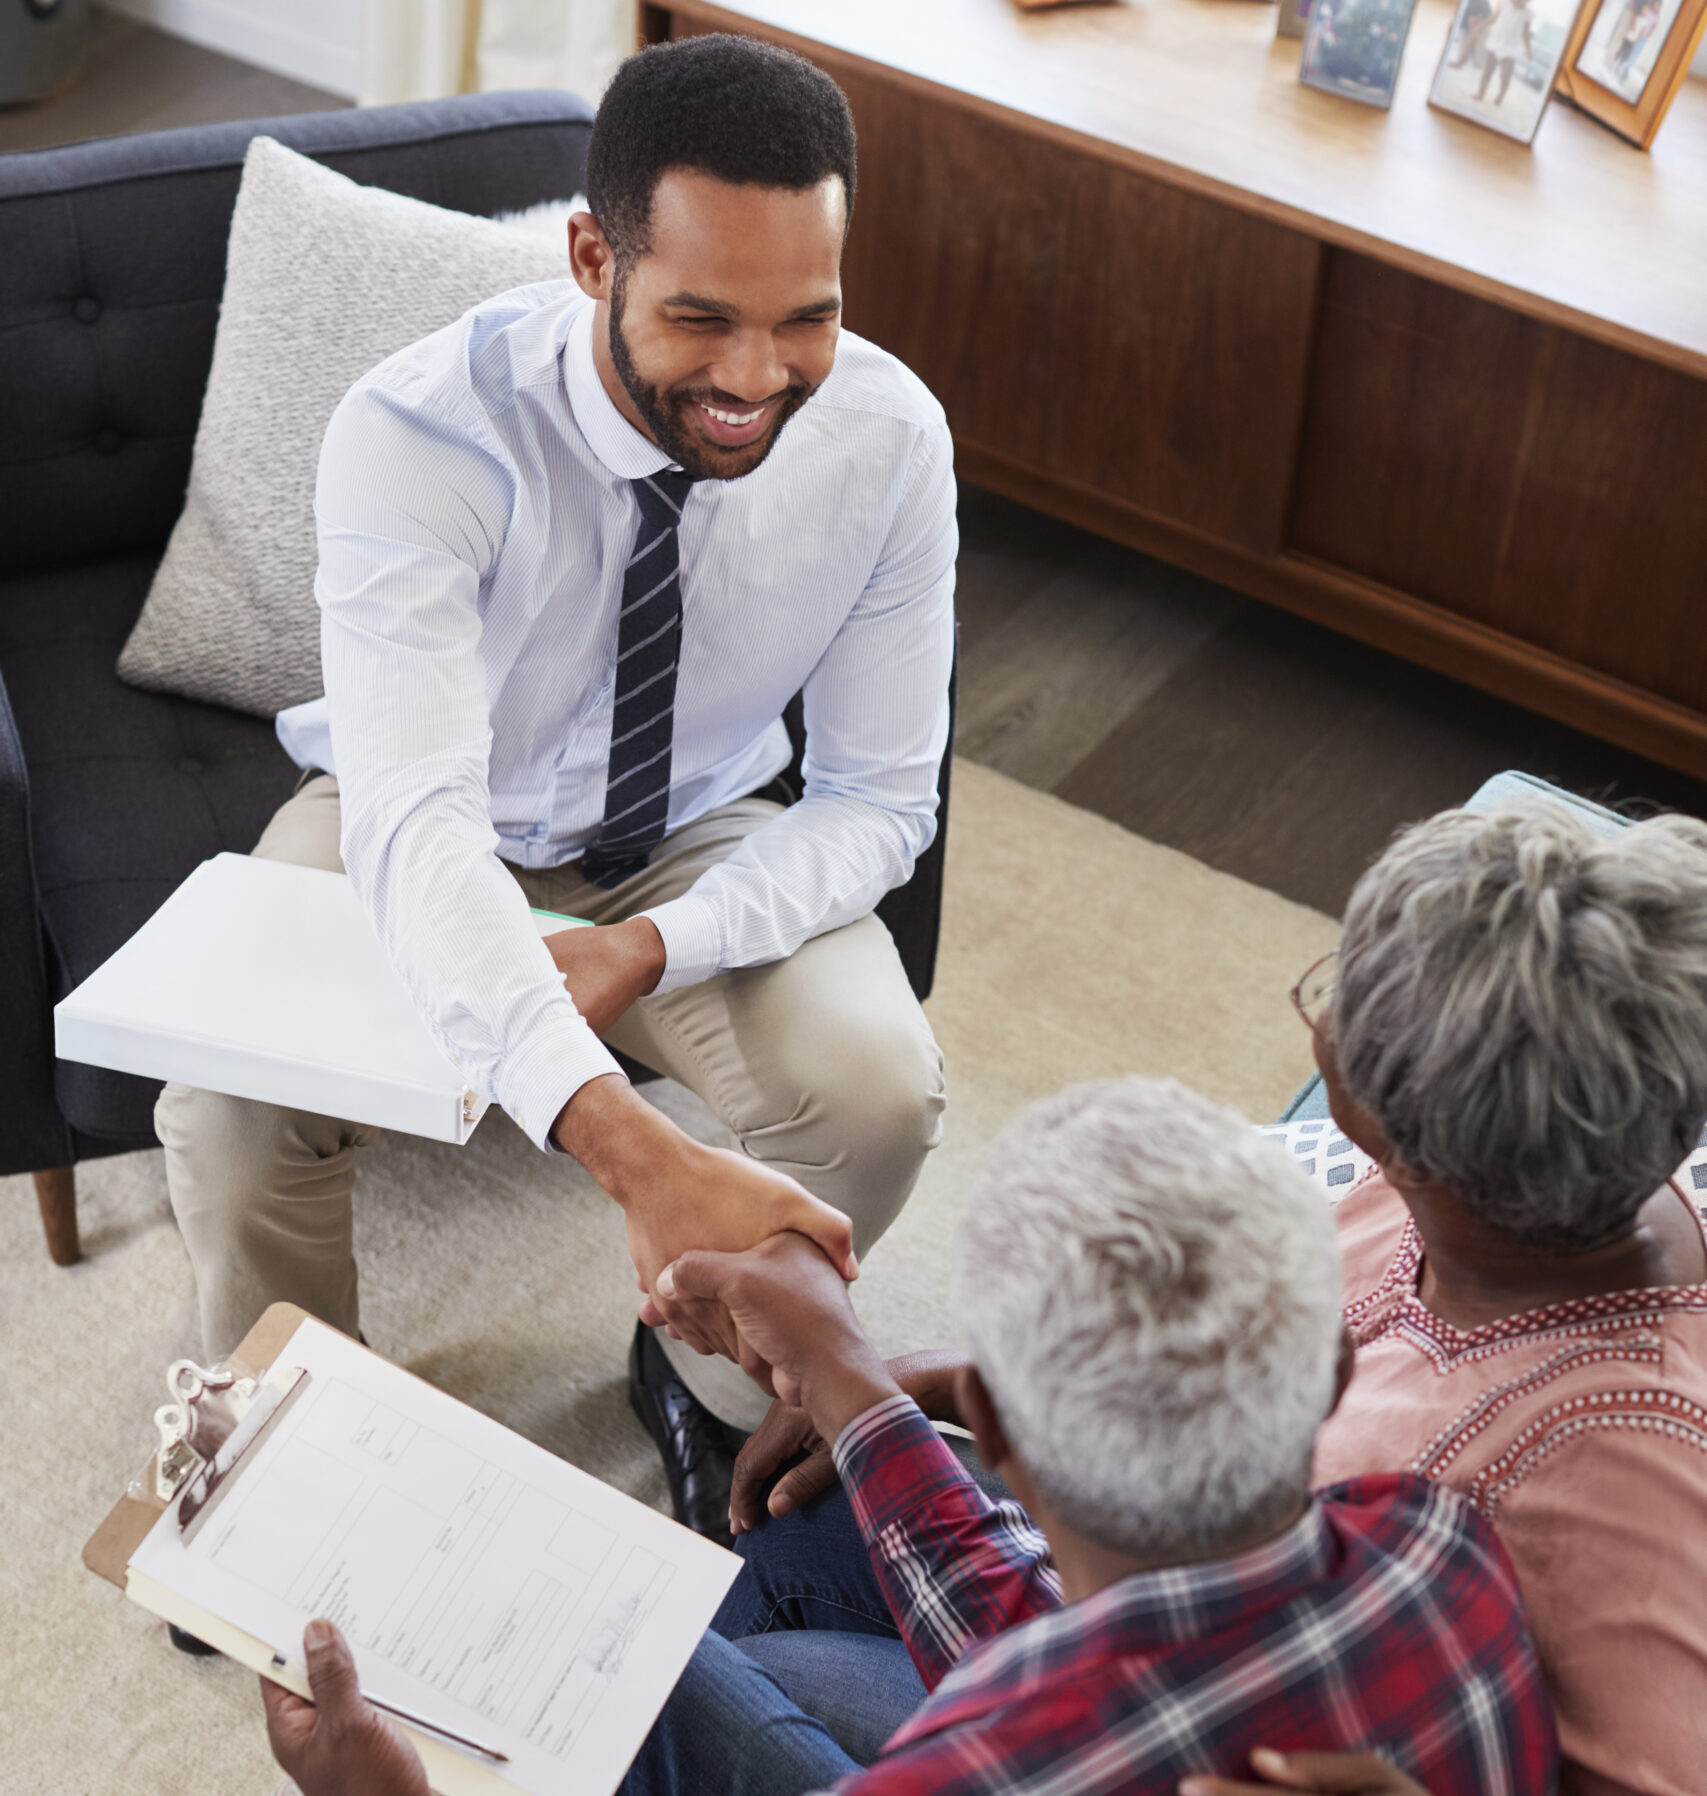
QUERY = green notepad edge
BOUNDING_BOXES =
[530,907,592,928]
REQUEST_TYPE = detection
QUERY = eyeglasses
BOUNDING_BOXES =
[1290,947,1339,1036]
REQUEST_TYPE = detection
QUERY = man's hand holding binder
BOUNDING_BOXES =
[552,1072,860,1364]
[542,916,668,1040]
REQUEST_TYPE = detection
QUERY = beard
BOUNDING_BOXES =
[607,277,816,481]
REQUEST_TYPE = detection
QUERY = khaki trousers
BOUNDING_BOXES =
[157,776,946,1428]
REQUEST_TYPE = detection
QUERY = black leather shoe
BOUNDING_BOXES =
[628,1322,744,1549]
[169,1623,219,1656]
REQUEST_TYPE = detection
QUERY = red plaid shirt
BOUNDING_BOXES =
[824,1396,1557,1796]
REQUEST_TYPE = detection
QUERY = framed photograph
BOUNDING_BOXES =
[1554,0,1707,146]
[1299,0,1423,107]
[1428,0,1580,142]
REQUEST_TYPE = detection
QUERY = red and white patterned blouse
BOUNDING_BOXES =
[1313,1169,1707,1796]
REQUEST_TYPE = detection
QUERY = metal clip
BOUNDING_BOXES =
[178,1368,309,1542]
[149,1359,258,1504]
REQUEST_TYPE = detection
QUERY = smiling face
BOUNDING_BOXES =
[570,168,846,481]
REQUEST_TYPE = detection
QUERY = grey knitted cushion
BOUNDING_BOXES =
[117,136,572,718]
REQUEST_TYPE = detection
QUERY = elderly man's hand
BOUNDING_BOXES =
[657,1232,901,1442]
[729,1347,973,1534]
[260,1620,430,1796]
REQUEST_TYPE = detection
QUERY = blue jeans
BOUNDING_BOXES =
[624,1435,1011,1796]
[712,1428,1008,1644]
[623,1484,931,1796]
[714,1462,904,1643]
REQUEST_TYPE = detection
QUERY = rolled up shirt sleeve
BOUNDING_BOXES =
[317,382,621,1151]
[639,419,957,992]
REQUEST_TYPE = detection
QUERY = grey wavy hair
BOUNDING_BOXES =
[1334,801,1707,1250]
[951,1078,1342,1563]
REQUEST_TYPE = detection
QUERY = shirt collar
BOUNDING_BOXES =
[1096,1500,1335,1649]
[895,1502,1336,1746]
[564,298,675,481]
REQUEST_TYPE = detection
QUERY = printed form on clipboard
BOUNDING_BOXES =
[124,1317,740,1796]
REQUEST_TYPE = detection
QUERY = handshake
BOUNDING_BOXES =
[641,1226,934,1527]
[555,1068,949,1528]
[554,1069,867,1381]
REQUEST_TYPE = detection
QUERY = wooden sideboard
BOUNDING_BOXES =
[644,0,1707,778]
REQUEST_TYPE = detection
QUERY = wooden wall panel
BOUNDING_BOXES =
[833,67,1322,555]
[1293,253,1707,711]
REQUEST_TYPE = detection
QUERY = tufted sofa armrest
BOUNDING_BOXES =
[0,667,73,1173]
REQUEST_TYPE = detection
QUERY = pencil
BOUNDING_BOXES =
[268,1651,510,1763]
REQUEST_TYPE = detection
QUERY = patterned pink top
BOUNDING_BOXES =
[1312,1171,1707,1796]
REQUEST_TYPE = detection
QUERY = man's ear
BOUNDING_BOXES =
[567,211,616,303]
[1324,1323,1358,1424]
[955,1365,1016,1476]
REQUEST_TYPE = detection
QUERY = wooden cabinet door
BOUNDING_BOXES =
[833,68,1322,557]
[1292,253,1707,712]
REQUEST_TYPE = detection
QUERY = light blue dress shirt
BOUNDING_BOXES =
[276,282,957,1150]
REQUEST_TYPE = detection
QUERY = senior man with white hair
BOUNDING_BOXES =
[262,1079,1556,1796]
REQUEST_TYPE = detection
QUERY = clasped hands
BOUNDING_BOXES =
[543,918,861,1371]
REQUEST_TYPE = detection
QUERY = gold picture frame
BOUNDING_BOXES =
[1554,0,1707,146]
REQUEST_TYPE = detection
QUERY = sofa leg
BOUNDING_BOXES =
[33,1166,80,1266]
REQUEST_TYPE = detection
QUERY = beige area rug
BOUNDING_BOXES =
[0,760,1336,1796]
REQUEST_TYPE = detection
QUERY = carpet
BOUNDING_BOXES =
[0,759,1338,1795]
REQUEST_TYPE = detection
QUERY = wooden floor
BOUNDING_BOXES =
[0,8,347,154]
[956,490,1707,914]
[9,15,1707,919]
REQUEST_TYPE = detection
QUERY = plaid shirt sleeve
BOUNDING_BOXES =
[833,1394,1063,1690]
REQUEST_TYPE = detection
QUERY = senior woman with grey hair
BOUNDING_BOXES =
[1307,800,1707,1796]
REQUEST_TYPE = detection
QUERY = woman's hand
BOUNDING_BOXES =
[1179,1746,1432,1796]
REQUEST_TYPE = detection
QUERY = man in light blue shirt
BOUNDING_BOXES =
[156,34,953,1540]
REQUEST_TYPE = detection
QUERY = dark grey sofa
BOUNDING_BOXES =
[1,92,954,1265]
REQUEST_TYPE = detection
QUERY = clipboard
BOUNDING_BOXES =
[83,1304,511,1796]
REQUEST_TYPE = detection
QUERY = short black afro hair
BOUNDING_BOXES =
[586,34,857,262]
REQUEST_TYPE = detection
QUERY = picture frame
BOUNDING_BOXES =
[1553,0,1707,146]
[1298,0,1423,105]
[1427,0,1580,142]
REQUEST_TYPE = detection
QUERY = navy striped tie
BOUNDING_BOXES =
[580,470,697,889]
